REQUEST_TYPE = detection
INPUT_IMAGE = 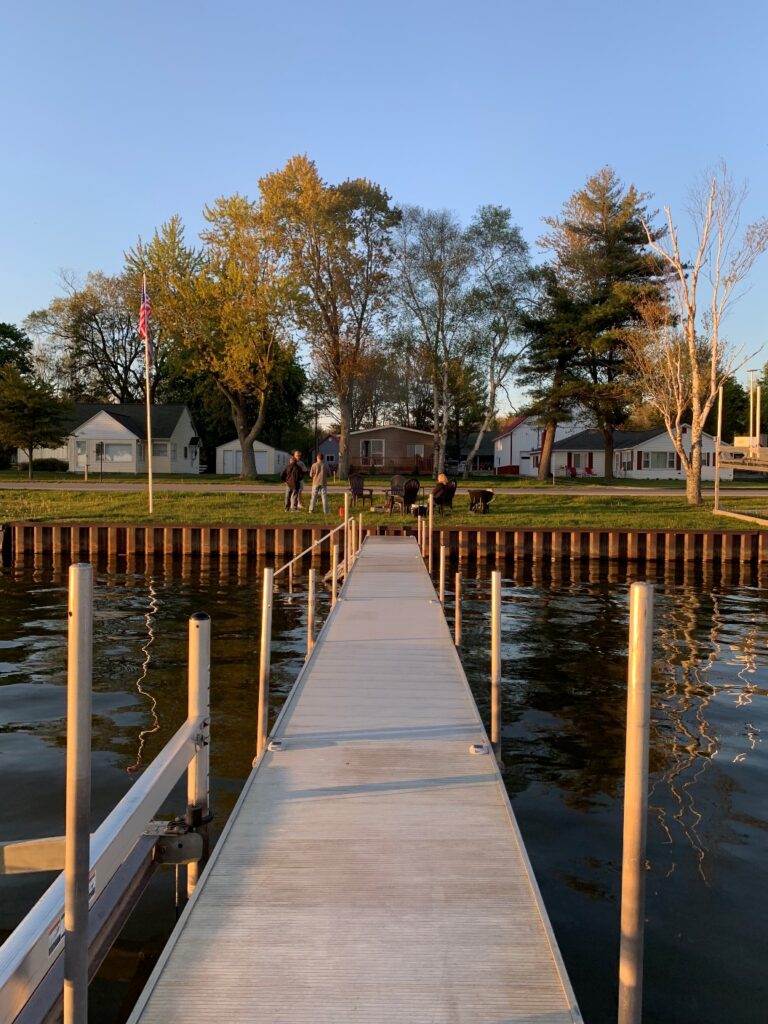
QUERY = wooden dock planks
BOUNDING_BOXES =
[129,536,582,1024]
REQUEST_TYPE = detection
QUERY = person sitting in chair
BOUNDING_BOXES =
[432,472,450,502]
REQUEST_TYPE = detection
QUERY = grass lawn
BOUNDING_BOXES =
[3,488,768,530]
[2,468,767,491]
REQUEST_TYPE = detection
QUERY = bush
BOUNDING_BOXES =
[31,458,69,472]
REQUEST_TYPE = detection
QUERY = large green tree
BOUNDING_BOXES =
[260,156,400,478]
[539,167,667,479]
[0,366,71,478]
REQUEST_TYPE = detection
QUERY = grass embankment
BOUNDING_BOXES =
[2,489,768,530]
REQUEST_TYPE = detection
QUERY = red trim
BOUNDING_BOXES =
[587,452,593,469]
[566,451,572,467]
[636,451,642,470]
[676,454,681,470]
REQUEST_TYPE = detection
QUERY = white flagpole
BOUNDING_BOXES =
[143,274,154,515]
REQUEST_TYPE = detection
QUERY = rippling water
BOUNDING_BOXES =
[1,557,766,1023]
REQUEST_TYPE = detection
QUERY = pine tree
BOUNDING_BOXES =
[0,366,71,479]
[539,168,667,480]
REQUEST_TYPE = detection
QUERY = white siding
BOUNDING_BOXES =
[216,440,291,475]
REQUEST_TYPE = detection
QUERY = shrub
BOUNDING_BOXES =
[32,458,69,472]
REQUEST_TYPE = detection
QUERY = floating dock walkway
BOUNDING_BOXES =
[129,536,582,1023]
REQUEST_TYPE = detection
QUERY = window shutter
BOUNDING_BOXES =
[636,451,642,470]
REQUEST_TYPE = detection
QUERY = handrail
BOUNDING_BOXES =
[273,521,346,578]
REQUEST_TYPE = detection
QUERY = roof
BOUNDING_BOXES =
[550,428,668,452]
[215,438,286,453]
[65,403,190,440]
[494,416,528,441]
[350,425,433,438]
[460,432,496,458]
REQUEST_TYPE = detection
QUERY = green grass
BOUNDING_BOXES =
[3,488,768,530]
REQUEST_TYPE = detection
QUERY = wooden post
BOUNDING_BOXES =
[256,569,274,759]
[490,570,502,764]
[350,520,357,565]
[64,564,93,1024]
[618,582,653,1024]
[358,512,363,554]
[454,572,462,647]
[186,612,210,896]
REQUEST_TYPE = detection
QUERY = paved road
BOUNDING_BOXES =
[2,481,768,498]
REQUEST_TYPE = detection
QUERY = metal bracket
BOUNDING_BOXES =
[151,831,204,866]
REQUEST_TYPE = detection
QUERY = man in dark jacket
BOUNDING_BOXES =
[281,452,306,511]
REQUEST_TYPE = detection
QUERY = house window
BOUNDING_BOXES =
[183,446,188,460]
[104,443,132,463]
[152,442,168,457]
[619,452,633,470]
[325,453,335,463]
[642,451,673,470]
[76,440,87,467]
[571,452,582,469]
[406,443,425,458]
[360,439,384,466]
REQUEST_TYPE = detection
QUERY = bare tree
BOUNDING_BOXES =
[638,165,768,504]
[397,207,474,475]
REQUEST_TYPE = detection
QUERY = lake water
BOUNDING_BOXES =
[0,556,766,1023]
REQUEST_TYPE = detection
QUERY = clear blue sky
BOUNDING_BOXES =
[3,0,767,386]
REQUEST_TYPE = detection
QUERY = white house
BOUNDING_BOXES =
[544,426,733,481]
[216,439,291,475]
[493,416,590,476]
[19,404,202,474]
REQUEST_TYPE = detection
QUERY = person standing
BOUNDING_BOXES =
[281,452,305,511]
[308,452,328,513]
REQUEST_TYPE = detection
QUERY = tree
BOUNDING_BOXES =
[135,203,296,479]
[397,206,475,474]
[0,323,33,373]
[25,272,151,401]
[704,374,748,441]
[539,168,667,479]
[462,205,532,478]
[259,156,400,478]
[0,366,71,478]
[516,268,584,479]
[635,165,768,504]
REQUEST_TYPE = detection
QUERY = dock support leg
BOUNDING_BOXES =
[331,543,339,607]
[307,568,316,658]
[490,570,502,765]
[618,582,653,1024]
[439,535,446,604]
[454,572,462,647]
[256,569,274,759]
[186,612,211,897]
[428,495,434,574]
[64,564,93,1024]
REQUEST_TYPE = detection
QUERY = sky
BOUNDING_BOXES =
[2,0,767,399]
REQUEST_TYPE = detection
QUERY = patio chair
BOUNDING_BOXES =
[385,474,405,513]
[567,466,578,478]
[390,476,421,515]
[348,473,373,509]
[584,466,595,477]
[433,479,457,516]
[468,488,494,513]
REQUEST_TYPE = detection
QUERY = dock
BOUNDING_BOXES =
[128,536,582,1023]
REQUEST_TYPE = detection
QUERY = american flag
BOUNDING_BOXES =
[139,275,152,360]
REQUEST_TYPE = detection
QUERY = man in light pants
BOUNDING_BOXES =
[308,452,329,513]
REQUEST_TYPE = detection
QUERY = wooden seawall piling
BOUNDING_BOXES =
[7,521,768,566]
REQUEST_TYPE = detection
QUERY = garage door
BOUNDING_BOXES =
[223,449,242,474]
[254,450,268,474]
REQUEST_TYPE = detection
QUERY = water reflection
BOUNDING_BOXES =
[0,556,766,1024]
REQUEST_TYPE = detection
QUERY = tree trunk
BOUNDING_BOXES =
[27,446,34,481]
[537,423,556,480]
[686,436,703,505]
[463,381,496,481]
[431,372,440,475]
[602,427,614,482]
[437,361,450,476]
[227,390,265,480]
[338,394,352,479]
